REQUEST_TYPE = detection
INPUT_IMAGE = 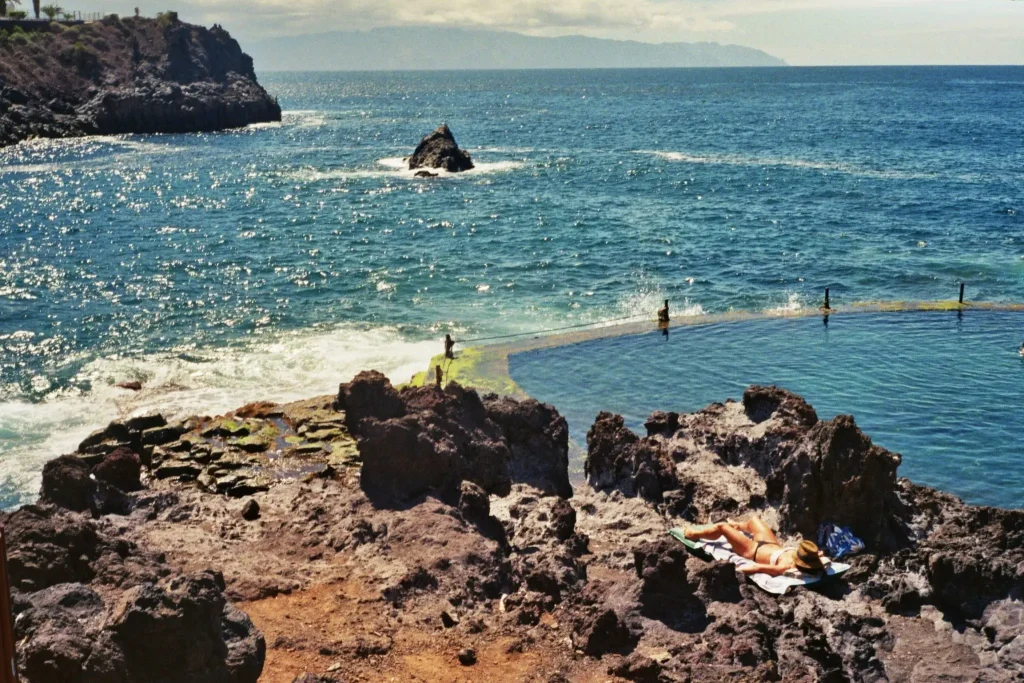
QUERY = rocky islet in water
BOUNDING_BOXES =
[0,14,280,147]
[7,373,1023,681]
[407,123,475,173]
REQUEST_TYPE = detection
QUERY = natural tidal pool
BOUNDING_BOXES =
[509,310,1024,509]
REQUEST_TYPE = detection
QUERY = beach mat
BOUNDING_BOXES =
[668,528,850,595]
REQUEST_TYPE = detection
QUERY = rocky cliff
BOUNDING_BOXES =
[8,377,1022,682]
[0,14,280,147]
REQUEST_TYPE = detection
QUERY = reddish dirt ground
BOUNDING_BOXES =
[242,576,620,682]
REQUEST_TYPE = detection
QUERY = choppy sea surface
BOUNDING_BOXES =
[1,67,1022,507]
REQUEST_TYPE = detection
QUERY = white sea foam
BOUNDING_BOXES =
[281,110,329,129]
[472,146,537,154]
[286,156,525,183]
[636,150,932,180]
[0,324,437,505]
[245,121,284,130]
[612,274,705,323]
[765,292,804,315]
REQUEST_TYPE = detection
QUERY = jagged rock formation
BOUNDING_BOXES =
[335,370,571,504]
[587,385,908,549]
[407,123,474,172]
[580,385,1024,681]
[0,15,280,147]
[13,378,1024,681]
[5,505,264,682]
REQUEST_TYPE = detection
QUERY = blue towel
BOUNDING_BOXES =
[817,522,865,559]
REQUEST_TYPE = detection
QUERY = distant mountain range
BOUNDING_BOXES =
[248,27,787,71]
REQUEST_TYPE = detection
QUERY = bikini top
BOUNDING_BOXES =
[769,547,797,566]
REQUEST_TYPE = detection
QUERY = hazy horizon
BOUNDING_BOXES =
[117,0,1023,67]
[246,27,787,71]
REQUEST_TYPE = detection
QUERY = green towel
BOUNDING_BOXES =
[668,527,713,560]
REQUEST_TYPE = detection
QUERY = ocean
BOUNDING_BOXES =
[1,66,1022,508]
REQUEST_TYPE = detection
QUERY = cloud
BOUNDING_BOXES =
[182,0,738,37]
[178,0,1018,63]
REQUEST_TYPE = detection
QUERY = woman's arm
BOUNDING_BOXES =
[739,562,790,577]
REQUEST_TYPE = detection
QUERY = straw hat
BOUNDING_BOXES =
[794,540,825,572]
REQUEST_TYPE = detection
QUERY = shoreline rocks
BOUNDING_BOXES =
[7,505,265,682]
[0,16,280,147]
[10,377,1024,681]
[407,123,474,172]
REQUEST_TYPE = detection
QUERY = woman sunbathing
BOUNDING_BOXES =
[684,516,827,576]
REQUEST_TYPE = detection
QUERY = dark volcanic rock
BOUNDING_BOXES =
[92,447,142,492]
[4,505,104,591]
[457,481,490,520]
[21,371,1024,682]
[484,395,572,497]
[0,17,280,148]
[575,607,638,657]
[4,504,264,682]
[609,652,663,683]
[40,455,92,512]
[241,499,260,521]
[585,412,678,502]
[742,384,818,427]
[643,410,679,437]
[42,447,142,514]
[334,370,406,432]
[513,548,586,604]
[549,498,576,541]
[457,647,477,666]
[773,413,907,550]
[346,375,569,506]
[407,124,474,172]
[633,539,708,631]
[110,571,265,683]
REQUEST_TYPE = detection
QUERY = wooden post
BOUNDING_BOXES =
[658,299,670,323]
[824,288,831,310]
[444,334,455,360]
[435,364,443,389]
[959,282,965,305]
[0,526,18,683]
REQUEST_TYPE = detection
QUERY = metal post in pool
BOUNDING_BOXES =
[0,525,18,683]
[824,288,831,311]
[959,282,965,305]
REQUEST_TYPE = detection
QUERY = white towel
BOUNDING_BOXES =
[692,536,851,595]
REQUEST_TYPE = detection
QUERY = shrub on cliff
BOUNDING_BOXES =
[59,40,100,76]
[157,10,178,27]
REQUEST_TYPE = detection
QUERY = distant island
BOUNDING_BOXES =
[247,26,787,71]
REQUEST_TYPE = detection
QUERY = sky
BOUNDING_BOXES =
[122,0,1023,65]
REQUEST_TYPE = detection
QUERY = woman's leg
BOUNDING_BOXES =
[685,523,757,560]
[746,516,780,545]
[728,518,756,534]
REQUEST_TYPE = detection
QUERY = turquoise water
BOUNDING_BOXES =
[509,311,1024,509]
[1,66,1023,506]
